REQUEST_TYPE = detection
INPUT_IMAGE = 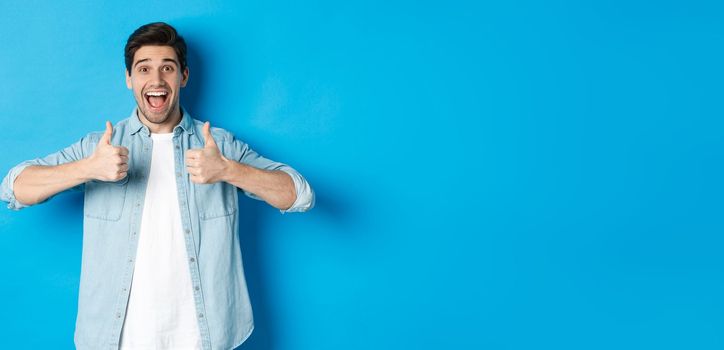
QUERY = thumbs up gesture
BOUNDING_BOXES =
[185,121,229,184]
[86,121,130,182]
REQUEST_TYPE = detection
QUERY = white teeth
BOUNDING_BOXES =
[145,91,168,96]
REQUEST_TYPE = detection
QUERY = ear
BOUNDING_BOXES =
[125,70,132,89]
[181,67,189,88]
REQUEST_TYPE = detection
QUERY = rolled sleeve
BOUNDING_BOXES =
[277,167,315,214]
[1,133,95,211]
[225,132,315,214]
[1,161,36,210]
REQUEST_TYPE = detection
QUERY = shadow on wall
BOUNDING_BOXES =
[234,197,270,350]
[46,191,85,231]
[234,175,356,350]
[180,35,207,119]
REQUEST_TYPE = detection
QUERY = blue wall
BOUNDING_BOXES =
[1,1,723,349]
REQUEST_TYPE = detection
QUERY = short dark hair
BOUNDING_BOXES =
[125,22,187,74]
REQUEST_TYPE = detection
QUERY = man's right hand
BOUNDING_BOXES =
[86,121,129,182]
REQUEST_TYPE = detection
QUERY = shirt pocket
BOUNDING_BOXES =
[194,181,237,219]
[83,177,129,221]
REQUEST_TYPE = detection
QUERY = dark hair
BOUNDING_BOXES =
[125,22,187,74]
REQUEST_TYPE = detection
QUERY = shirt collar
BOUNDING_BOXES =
[128,106,195,136]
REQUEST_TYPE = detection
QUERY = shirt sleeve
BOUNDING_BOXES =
[227,134,315,214]
[1,133,97,211]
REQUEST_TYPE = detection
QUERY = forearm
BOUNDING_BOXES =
[14,159,92,206]
[222,160,296,210]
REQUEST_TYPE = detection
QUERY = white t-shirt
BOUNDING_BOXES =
[119,132,202,350]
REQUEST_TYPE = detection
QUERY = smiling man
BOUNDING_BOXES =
[0,22,314,350]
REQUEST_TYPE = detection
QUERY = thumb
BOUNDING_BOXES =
[99,121,112,146]
[203,121,217,148]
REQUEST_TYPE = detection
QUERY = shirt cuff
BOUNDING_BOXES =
[1,162,34,211]
[278,168,315,214]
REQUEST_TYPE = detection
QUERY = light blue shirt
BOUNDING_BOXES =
[0,107,315,350]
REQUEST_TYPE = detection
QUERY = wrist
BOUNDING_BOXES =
[220,156,233,183]
[77,157,96,182]
[221,158,249,184]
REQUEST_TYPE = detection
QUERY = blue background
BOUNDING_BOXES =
[1,1,723,349]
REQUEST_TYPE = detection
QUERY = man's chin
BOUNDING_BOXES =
[140,106,172,124]
[147,114,170,124]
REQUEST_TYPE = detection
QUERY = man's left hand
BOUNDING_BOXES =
[185,122,229,184]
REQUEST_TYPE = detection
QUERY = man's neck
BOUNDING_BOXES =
[137,107,182,134]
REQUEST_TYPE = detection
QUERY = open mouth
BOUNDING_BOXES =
[144,90,169,110]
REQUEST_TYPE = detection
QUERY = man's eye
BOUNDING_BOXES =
[163,66,174,72]
[139,67,148,73]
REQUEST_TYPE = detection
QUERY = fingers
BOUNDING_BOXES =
[185,149,203,169]
[185,149,200,161]
[189,174,210,184]
[189,175,202,184]
[202,121,217,148]
[90,123,133,181]
[99,121,113,145]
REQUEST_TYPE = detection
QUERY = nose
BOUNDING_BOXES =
[150,68,164,84]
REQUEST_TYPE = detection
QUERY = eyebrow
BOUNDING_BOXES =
[133,58,180,68]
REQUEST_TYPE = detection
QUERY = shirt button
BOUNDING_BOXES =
[128,259,133,263]
[198,313,204,318]
[123,288,127,292]
[116,312,121,318]
[190,257,195,262]
[185,229,190,234]
[175,145,180,150]
[195,286,200,291]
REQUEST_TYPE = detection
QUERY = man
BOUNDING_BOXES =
[0,22,314,350]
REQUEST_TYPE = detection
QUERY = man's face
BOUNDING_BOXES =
[126,45,189,125]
